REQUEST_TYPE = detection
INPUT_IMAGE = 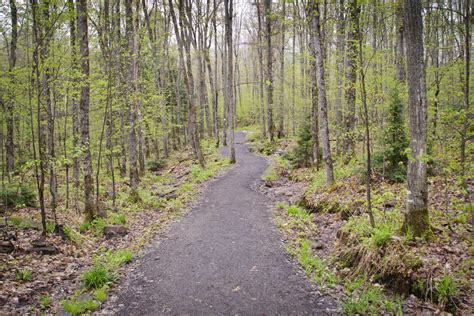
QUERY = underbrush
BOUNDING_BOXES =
[266,136,472,313]
[2,138,232,314]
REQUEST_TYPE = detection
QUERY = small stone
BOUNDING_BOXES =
[103,225,128,239]
[0,240,14,253]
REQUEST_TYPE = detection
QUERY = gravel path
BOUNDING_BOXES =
[116,132,336,315]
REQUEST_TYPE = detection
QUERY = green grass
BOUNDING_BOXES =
[343,285,383,315]
[108,213,126,225]
[191,165,214,183]
[16,268,32,282]
[261,167,278,182]
[287,205,310,221]
[296,239,337,287]
[436,273,459,307]
[94,286,108,303]
[82,264,110,289]
[62,298,99,315]
[103,249,133,270]
[39,295,51,309]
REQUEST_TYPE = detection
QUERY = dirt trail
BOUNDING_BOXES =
[115,132,336,315]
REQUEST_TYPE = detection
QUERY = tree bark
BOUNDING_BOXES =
[403,0,429,237]
[264,0,274,142]
[342,0,360,163]
[125,0,140,191]
[277,0,285,138]
[77,0,96,219]
[5,0,18,175]
[308,0,334,185]
[225,0,236,163]
[256,0,266,139]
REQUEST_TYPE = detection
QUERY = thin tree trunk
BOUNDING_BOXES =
[225,0,236,163]
[77,0,95,219]
[342,0,360,163]
[31,0,47,234]
[277,0,286,138]
[5,0,18,175]
[403,0,429,237]
[256,0,266,138]
[308,0,334,185]
[264,0,274,142]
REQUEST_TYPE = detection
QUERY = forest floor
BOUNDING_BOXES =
[0,140,231,314]
[102,131,337,314]
[249,130,473,315]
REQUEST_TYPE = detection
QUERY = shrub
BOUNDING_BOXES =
[147,160,166,172]
[82,265,110,289]
[16,268,32,282]
[108,213,126,225]
[287,116,315,168]
[371,224,393,247]
[0,184,36,207]
[371,87,409,182]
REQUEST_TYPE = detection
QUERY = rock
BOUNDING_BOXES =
[104,225,128,239]
[311,242,324,250]
[0,240,14,253]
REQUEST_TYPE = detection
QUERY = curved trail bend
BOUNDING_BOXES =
[117,132,336,315]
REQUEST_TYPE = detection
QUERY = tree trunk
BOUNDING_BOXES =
[342,0,359,163]
[264,0,274,142]
[77,0,95,219]
[125,0,140,191]
[5,0,18,175]
[68,0,80,188]
[308,0,334,185]
[256,0,266,139]
[335,0,345,155]
[402,0,429,237]
[225,0,236,163]
[277,0,285,138]
[30,0,47,234]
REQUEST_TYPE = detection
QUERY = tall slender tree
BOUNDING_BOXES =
[403,0,429,236]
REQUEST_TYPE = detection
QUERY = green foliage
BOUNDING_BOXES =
[287,205,310,221]
[103,249,133,270]
[286,117,314,168]
[16,268,32,282]
[190,166,214,183]
[343,285,383,315]
[146,159,166,172]
[39,295,51,309]
[435,273,459,307]
[108,213,126,225]
[9,216,38,230]
[0,184,36,207]
[371,224,393,247]
[296,239,336,287]
[372,87,409,182]
[261,166,278,183]
[82,265,110,289]
[62,298,99,315]
[94,287,108,303]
